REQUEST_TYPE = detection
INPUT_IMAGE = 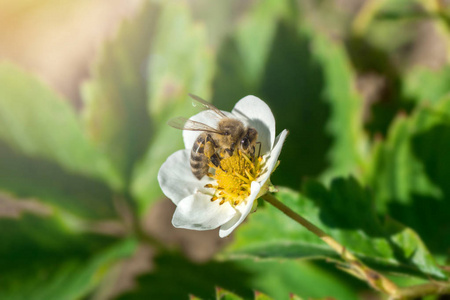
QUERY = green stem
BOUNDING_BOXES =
[262,193,347,256]
[262,193,398,296]
[396,282,450,298]
[352,0,387,37]
[262,192,450,299]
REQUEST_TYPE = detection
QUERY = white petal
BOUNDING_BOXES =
[231,96,276,155]
[172,193,236,230]
[182,110,233,150]
[258,129,289,185]
[219,181,261,238]
[158,149,210,204]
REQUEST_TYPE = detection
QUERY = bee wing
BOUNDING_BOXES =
[188,93,227,118]
[168,117,223,134]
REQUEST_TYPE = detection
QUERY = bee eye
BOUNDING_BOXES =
[241,138,249,149]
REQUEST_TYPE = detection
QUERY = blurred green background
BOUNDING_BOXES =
[0,0,449,299]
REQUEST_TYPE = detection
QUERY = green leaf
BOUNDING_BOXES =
[82,1,160,186]
[225,180,445,279]
[358,0,418,55]
[212,0,293,107]
[116,252,359,300]
[3,240,135,300]
[368,96,450,255]
[0,140,117,219]
[216,288,243,300]
[367,116,440,212]
[131,2,215,214]
[214,21,331,188]
[0,210,136,299]
[254,291,273,300]
[190,289,304,300]
[0,62,121,189]
[239,260,359,300]
[0,63,120,219]
[211,0,295,105]
[146,3,214,121]
[233,0,293,88]
[213,4,366,188]
[402,65,450,105]
[117,252,254,300]
[310,30,367,182]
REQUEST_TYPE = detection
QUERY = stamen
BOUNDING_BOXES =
[241,150,255,168]
[244,169,255,181]
[206,150,264,207]
[233,171,251,183]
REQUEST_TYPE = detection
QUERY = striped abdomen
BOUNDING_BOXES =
[190,133,215,179]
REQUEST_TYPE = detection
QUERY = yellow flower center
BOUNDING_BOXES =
[205,151,264,207]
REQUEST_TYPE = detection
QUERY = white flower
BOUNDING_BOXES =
[158,95,288,238]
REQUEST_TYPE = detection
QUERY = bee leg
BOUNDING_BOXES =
[255,142,261,157]
[204,135,223,169]
[222,148,234,158]
[204,135,216,158]
[210,153,221,168]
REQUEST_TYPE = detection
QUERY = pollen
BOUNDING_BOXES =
[205,151,264,207]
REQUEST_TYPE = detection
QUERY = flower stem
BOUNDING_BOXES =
[262,192,450,298]
[262,193,398,295]
[262,193,344,255]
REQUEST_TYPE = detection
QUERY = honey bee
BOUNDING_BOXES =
[168,94,258,179]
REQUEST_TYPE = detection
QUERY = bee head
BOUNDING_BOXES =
[218,119,245,140]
